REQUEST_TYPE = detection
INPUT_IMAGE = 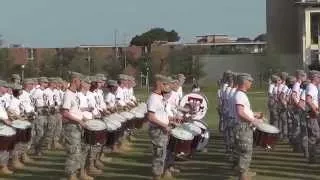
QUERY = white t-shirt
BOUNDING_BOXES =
[53,89,62,106]
[115,87,126,106]
[147,93,169,126]
[228,88,237,118]
[105,92,116,108]
[292,82,301,103]
[19,90,34,113]
[32,88,46,107]
[62,89,81,120]
[77,92,90,109]
[177,86,183,101]
[306,83,319,108]
[268,83,275,96]
[164,91,180,118]
[233,90,254,123]
[44,88,55,107]
[7,97,21,116]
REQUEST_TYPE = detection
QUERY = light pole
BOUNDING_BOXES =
[21,64,25,82]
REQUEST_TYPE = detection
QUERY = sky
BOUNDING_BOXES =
[0,0,266,47]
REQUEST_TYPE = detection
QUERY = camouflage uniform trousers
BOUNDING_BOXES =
[44,111,59,148]
[86,144,103,163]
[224,116,235,153]
[233,122,253,174]
[306,117,320,161]
[54,113,63,144]
[279,107,288,139]
[63,123,89,175]
[268,99,276,125]
[289,108,302,151]
[300,111,308,157]
[31,113,49,153]
[12,142,29,159]
[0,151,9,165]
[148,126,169,177]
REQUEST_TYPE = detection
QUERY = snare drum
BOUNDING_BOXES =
[84,120,107,146]
[168,127,194,155]
[182,123,202,153]
[0,125,16,151]
[254,123,280,150]
[12,120,32,143]
[104,117,122,147]
[131,111,145,129]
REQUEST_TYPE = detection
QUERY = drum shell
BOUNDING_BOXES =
[253,129,278,148]
[168,136,193,155]
[15,128,32,143]
[84,129,107,146]
[191,135,202,151]
[134,117,146,129]
[106,129,121,147]
[0,135,16,151]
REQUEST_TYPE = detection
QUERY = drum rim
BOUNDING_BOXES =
[0,126,16,136]
[85,120,107,131]
[182,123,202,135]
[171,127,194,141]
[11,120,32,129]
[256,123,280,134]
[192,120,209,130]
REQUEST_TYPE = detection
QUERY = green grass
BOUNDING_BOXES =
[2,88,320,180]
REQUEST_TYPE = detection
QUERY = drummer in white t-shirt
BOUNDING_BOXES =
[105,80,118,113]
[305,70,320,163]
[61,72,94,180]
[0,80,14,175]
[147,74,175,180]
[233,73,263,179]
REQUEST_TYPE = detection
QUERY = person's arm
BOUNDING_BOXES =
[147,112,170,132]
[306,95,318,113]
[236,105,262,125]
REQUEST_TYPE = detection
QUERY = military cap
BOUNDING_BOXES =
[287,76,296,83]
[279,72,289,80]
[11,83,22,90]
[89,76,98,82]
[271,75,281,82]
[118,74,128,80]
[38,77,49,83]
[237,73,254,82]
[95,73,107,81]
[308,70,320,78]
[154,74,172,83]
[23,78,34,84]
[48,77,57,83]
[11,74,21,80]
[69,71,82,79]
[81,76,91,84]
[107,80,118,87]
[127,75,135,81]
[296,69,306,76]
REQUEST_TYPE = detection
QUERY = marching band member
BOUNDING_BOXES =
[0,80,14,175]
[44,78,60,150]
[19,78,36,163]
[305,70,320,163]
[299,80,309,158]
[268,75,281,126]
[115,74,128,109]
[61,72,93,180]
[7,84,27,170]
[176,74,186,102]
[52,78,64,150]
[105,80,118,113]
[232,73,262,180]
[218,70,232,133]
[9,74,21,85]
[147,74,174,180]
[31,77,49,156]
[277,72,289,140]
[78,76,103,176]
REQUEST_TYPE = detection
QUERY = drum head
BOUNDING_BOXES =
[0,126,16,136]
[82,111,93,120]
[182,123,202,136]
[0,110,8,120]
[192,120,208,130]
[105,121,118,131]
[105,117,122,129]
[12,120,31,129]
[120,112,135,120]
[112,113,127,122]
[171,127,194,141]
[85,120,106,131]
[179,93,208,120]
[256,123,280,134]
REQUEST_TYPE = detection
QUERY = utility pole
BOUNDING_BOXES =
[114,29,118,59]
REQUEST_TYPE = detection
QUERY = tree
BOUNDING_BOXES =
[130,28,180,47]
[167,47,206,82]
[254,33,266,42]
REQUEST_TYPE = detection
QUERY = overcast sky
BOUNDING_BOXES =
[0,0,266,47]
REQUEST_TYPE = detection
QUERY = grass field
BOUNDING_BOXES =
[2,87,320,180]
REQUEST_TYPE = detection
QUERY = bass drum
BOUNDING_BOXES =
[192,120,210,151]
[179,93,208,121]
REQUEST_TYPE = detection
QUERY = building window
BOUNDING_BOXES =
[27,48,35,61]
[311,13,320,45]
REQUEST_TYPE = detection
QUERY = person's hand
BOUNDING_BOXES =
[3,119,12,126]
[163,126,171,134]
[252,118,263,126]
